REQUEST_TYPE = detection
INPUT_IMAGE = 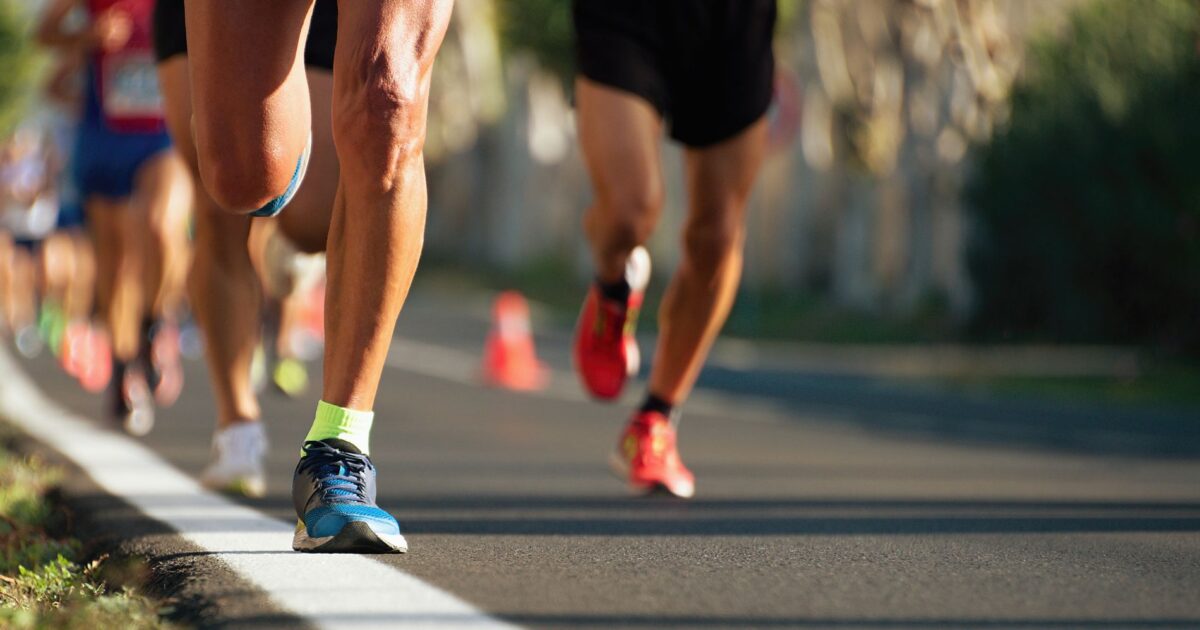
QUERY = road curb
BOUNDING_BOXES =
[0,346,518,630]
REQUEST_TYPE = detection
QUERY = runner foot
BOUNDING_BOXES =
[291,439,407,553]
[143,320,183,407]
[610,410,695,499]
[112,364,154,437]
[272,357,309,398]
[574,246,651,400]
[200,422,268,498]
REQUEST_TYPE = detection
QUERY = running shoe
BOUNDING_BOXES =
[142,320,183,407]
[200,422,268,498]
[610,410,695,499]
[573,246,651,400]
[111,364,154,437]
[291,439,407,553]
[72,324,112,394]
[15,325,42,359]
[271,357,309,398]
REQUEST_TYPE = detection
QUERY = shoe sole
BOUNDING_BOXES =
[292,520,408,554]
[607,451,695,499]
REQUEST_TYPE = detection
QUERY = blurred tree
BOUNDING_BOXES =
[967,0,1200,353]
[493,0,574,89]
[0,0,40,138]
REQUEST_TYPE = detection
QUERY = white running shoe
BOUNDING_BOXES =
[200,422,268,498]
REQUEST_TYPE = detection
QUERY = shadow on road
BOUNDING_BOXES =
[104,493,1200,537]
[695,366,1200,459]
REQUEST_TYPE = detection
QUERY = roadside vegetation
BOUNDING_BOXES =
[0,438,175,629]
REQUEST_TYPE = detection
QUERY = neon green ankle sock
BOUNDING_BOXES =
[303,400,374,456]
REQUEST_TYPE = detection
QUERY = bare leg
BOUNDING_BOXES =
[88,197,143,362]
[8,247,38,333]
[65,232,95,321]
[159,56,262,427]
[0,233,12,332]
[161,31,337,427]
[576,79,665,284]
[279,70,337,254]
[321,0,452,410]
[648,118,769,403]
[133,150,192,320]
[184,0,314,212]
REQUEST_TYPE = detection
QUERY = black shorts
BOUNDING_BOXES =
[573,0,776,147]
[153,0,338,70]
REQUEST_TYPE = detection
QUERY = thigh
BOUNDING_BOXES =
[184,1,314,190]
[682,117,769,222]
[575,78,665,206]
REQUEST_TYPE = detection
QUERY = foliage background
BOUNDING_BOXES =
[0,0,39,138]
[966,0,1200,354]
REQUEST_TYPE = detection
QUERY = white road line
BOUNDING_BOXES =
[0,348,517,630]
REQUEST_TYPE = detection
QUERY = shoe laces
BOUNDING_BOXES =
[298,441,372,504]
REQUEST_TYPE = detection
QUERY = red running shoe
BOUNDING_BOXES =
[610,410,695,498]
[573,246,650,400]
[145,321,183,407]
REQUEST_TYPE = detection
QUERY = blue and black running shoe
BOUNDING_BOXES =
[291,439,407,553]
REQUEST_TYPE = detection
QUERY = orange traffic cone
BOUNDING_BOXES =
[482,291,548,391]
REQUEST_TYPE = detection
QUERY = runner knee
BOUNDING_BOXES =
[195,125,301,212]
[594,186,662,252]
[682,211,744,276]
[333,50,428,192]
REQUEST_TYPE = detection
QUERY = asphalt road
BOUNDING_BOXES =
[18,286,1200,629]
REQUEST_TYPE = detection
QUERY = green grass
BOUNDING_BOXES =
[0,442,176,629]
[952,361,1200,409]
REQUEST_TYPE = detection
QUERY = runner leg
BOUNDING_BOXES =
[183,0,314,212]
[290,0,451,554]
[133,150,191,320]
[88,197,143,364]
[320,0,452,410]
[648,117,769,403]
[577,79,665,284]
[572,78,664,399]
[278,69,337,254]
[158,56,261,428]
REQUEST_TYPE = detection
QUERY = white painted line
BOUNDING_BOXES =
[0,348,517,630]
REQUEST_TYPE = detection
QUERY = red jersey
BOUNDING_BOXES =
[88,0,164,133]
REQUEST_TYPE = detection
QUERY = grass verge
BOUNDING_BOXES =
[951,360,1200,409]
[0,433,176,629]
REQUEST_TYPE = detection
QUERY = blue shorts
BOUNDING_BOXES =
[73,123,172,200]
[56,202,86,230]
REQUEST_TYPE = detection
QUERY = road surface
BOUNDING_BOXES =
[14,286,1200,628]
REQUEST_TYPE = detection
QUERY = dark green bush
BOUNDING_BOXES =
[494,0,574,87]
[967,0,1200,354]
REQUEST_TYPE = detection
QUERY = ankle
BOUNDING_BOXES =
[637,393,679,423]
[596,276,631,303]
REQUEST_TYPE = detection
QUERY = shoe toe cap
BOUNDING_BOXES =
[304,504,401,538]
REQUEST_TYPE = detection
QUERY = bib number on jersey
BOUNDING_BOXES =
[101,51,163,120]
